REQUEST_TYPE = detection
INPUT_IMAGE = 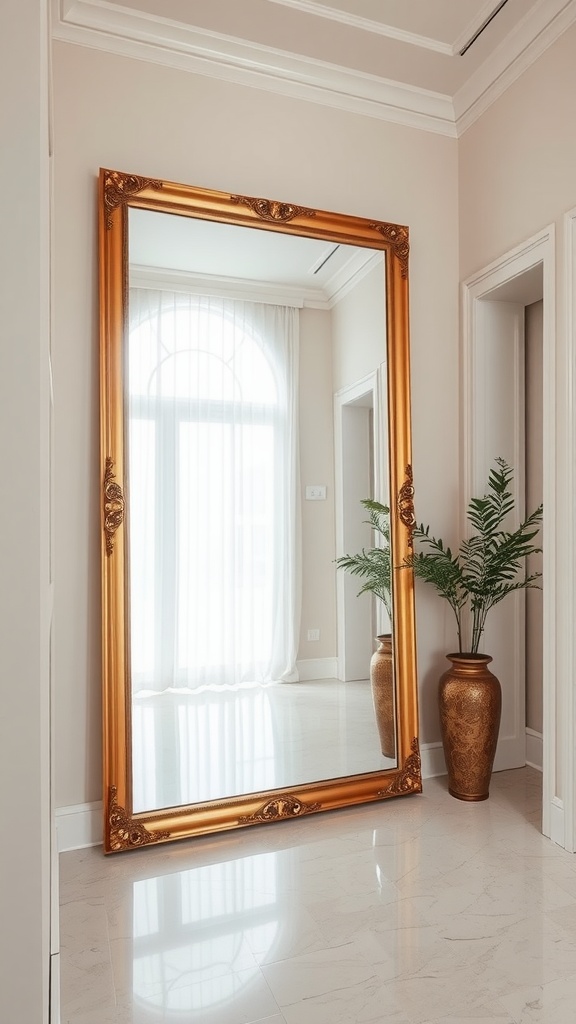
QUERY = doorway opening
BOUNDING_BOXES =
[462,226,558,843]
[334,367,390,682]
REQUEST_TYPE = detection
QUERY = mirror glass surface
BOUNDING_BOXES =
[99,170,419,852]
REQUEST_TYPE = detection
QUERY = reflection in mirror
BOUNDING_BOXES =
[99,170,420,851]
[127,210,395,812]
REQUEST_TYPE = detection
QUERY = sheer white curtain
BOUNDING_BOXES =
[128,289,300,694]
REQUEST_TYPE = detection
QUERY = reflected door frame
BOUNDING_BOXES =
[334,370,388,681]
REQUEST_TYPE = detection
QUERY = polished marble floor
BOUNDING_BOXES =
[59,767,576,1023]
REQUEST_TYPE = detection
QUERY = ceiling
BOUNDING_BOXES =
[54,0,576,136]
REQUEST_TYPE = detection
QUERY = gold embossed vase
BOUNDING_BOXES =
[370,635,396,759]
[438,653,502,801]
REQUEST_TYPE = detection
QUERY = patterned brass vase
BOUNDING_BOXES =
[438,653,501,801]
[370,635,396,759]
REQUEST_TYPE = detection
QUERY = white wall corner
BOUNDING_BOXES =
[56,801,103,852]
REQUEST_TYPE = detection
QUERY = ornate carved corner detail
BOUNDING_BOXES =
[239,794,321,824]
[378,737,422,797]
[103,170,163,228]
[103,457,125,556]
[398,464,415,547]
[108,786,171,851]
[370,222,409,278]
[230,193,316,224]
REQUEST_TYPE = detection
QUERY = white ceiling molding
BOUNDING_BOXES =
[263,0,453,55]
[53,0,457,137]
[53,0,576,139]
[455,0,576,134]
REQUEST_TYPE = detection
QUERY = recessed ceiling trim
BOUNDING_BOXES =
[53,0,457,137]
[452,0,513,54]
[458,0,510,56]
[264,0,453,55]
[455,0,576,134]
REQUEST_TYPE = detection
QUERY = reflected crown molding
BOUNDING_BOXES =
[129,248,383,310]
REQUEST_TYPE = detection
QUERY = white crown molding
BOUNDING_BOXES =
[53,0,576,140]
[455,0,576,135]
[264,0,452,55]
[53,0,457,137]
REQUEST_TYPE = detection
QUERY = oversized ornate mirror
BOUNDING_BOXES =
[99,168,420,853]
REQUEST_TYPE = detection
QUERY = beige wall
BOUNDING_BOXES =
[332,260,386,393]
[298,308,337,661]
[459,26,576,758]
[459,22,576,280]
[53,40,459,808]
[0,1,51,1019]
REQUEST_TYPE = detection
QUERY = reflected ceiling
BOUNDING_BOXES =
[129,209,382,306]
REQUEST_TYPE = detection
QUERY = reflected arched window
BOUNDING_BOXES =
[127,290,300,698]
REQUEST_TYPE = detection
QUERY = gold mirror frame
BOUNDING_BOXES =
[99,168,420,854]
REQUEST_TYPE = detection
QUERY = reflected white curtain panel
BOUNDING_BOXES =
[128,290,301,693]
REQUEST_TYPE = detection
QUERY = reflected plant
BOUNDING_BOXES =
[335,499,392,620]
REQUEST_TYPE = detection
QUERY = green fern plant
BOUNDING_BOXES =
[404,457,543,654]
[335,499,392,620]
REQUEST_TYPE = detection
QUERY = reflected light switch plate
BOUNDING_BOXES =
[305,485,327,500]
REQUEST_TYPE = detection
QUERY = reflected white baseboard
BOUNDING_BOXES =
[296,657,338,681]
[56,801,102,853]
[526,727,543,772]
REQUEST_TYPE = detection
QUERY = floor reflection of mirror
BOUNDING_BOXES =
[59,768,558,1024]
[132,678,396,813]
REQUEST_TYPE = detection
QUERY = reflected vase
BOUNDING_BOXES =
[370,635,395,759]
[438,653,502,801]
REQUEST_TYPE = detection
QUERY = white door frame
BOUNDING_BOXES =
[334,370,388,680]
[563,206,576,853]
[462,224,569,848]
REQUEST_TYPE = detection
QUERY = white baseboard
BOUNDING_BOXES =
[56,801,102,852]
[526,727,543,772]
[420,741,446,780]
[56,731,537,851]
[296,657,338,681]
[550,796,565,847]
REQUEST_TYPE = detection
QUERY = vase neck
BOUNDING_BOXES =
[446,652,492,667]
